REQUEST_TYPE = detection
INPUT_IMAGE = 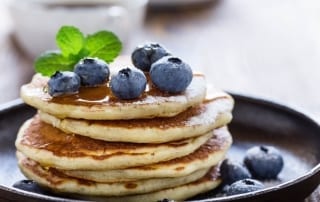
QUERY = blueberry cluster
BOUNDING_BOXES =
[48,57,110,97]
[132,42,193,94]
[220,145,284,196]
[48,42,193,99]
[47,57,146,99]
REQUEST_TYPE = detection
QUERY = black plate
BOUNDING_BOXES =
[0,94,319,202]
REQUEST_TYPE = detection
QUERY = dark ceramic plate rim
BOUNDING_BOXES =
[0,94,319,202]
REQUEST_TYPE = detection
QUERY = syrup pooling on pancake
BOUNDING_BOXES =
[21,73,207,120]
[27,73,205,105]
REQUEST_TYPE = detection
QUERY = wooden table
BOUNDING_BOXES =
[0,0,319,201]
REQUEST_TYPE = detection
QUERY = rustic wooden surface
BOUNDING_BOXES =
[0,0,319,201]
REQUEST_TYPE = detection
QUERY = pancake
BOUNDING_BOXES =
[39,96,233,143]
[62,127,232,182]
[17,152,210,197]
[20,72,207,120]
[101,167,221,202]
[15,116,213,170]
[17,151,221,200]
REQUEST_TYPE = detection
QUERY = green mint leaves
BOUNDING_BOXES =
[35,26,122,76]
[86,31,122,63]
[34,51,76,76]
[56,26,85,57]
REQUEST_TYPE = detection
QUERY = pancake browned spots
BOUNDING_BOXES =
[20,116,194,159]
[82,96,230,130]
[82,97,231,129]
[38,96,233,144]
[188,165,221,185]
[20,154,95,186]
[17,151,211,197]
[138,127,231,169]
[125,183,138,189]
[85,104,206,129]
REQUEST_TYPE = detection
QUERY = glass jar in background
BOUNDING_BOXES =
[9,0,149,58]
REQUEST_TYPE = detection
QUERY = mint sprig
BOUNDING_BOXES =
[56,26,85,57]
[86,31,122,63]
[35,25,122,76]
[35,51,77,76]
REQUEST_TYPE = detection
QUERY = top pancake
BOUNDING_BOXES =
[20,71,207,120]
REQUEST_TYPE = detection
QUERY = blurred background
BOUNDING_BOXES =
[0,0,319,200]
[0,0,320,123]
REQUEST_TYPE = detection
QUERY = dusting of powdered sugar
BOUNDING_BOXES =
[186,97,234,126]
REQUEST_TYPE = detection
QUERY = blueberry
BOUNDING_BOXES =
[110,67,147,100]
[157,199,175,202]
[220,158,252,185]
[13,180,45,194]
[74,57,109,86]
[48,71,80,97]
[150,56,193,94]
[225,179,264,196]
[131,42,171,72]
[244,145,284,179]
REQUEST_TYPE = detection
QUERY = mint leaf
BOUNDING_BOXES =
[34,51,76,76]
[34,26,122,76]
[85,31,122,63]
[56,26,84,57]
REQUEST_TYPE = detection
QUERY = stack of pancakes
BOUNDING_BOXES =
[16,63,234,201]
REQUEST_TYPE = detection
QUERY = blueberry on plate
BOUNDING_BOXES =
[131,42,171,72]
[220,158,252,185]
[225,179,264,196]
[110,67,147,100]
[150,56,193,94]
[13,180,45,194]
[48,71,80,97]
[244,145,284,179]
[157,199,175,202]
[74,57,110,86]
